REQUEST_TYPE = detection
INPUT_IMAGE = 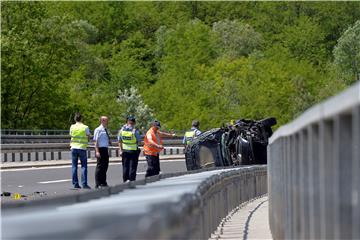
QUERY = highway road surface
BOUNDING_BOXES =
[1,159,186,199]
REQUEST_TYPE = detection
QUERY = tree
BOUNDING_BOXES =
[212,19,262,58]
[117,87,154,132]
[333,20,360,83]
[1,2,94,129]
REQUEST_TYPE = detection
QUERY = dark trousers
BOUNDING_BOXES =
[122,151,139,182]
[95,147,109,187]
[145,154,160,177]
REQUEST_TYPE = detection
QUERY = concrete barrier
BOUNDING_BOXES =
[268,81,360,239]
[2,165,267,239]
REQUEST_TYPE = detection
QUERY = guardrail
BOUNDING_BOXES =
[1,129,188,136]
[1,144,184,162]
[268,81,360,239]
[2,165,267,239]
[1,129,70,135]
[1,135,184,144]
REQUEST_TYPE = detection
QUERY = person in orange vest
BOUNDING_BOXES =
[143,120,175,177]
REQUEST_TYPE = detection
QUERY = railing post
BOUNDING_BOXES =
[319,119,336,239]
[335,114,353,239]
[308,124,320,239]
[352,106,360,239]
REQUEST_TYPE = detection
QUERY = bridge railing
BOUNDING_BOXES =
[268,81,360,239]
[2,166,267,239]
[1,144,185,162]
[0,134,184,144]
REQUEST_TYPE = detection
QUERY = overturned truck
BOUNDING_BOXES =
[185,117,277,170]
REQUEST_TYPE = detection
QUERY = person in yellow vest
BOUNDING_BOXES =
[118,116,141,182]
[183,120,202,146]
[69,113,91,189]
[143,120,176,177]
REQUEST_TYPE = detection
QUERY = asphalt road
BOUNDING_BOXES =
[1,159,186,198]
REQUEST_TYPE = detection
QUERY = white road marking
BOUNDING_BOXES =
[38,179,72,184]
[0,159,185,172]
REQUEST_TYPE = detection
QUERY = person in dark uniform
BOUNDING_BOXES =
[118,116,141,182]
[94,116,111,188]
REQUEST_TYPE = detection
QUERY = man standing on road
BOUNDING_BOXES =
[94,116,111,188]
[183,120,202,146]
[143,120,176,177]
[118,116,141,182]
[70,113,91,189]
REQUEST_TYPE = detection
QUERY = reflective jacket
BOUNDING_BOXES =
[120,128,138,151]
[143,128,163,156]
[70,123,89,150]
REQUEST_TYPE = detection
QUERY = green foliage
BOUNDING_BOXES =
[2,2,360,131]
[333,20,360,83]
[212,19,262,58]
[117,87,154,132]
[1,2,91,129]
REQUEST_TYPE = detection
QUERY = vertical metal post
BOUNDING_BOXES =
[319,119,336,239]
[335,113,353,239]
[352,106,360,239]
[308,124,320,239]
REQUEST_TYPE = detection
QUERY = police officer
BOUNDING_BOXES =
[183,120,202,145]
[118,116,141,182]
[69,113,91,189]
[143,120,176,177]
[94,116,111,188]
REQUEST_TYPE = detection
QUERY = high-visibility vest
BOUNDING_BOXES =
[120,129,138,151]
[70,123,89,149]
[184,130,196,145]
[143,128,163,156]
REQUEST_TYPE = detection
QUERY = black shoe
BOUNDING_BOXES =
[99,184,109,188]
[73,184,81,189]
[82,185,91,189]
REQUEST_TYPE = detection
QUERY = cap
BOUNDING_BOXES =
[152,120,161,128]
[127,115,136,122]
[192,120,200,128]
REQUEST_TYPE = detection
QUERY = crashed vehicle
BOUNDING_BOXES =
[185,117,276,170]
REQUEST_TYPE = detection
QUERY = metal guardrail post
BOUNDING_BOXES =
[353,106,360,238]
